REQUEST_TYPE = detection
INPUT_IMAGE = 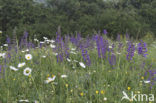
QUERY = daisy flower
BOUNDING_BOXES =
[25,49,29,52]
[0,53,5,58]
[70,51,77,54]
[40,41,45,44]
[21,50,25,53]
[23,67,32,76]
[53,53,58,56]
[71,48,76,51]
[43,37,48,40]
[18,62,26,68]
[34,38,39,42]
[45,75,56,84]
[10,66,18,71]
[73,60,78,62]
[3,44,8,47]
[42,55,46,58]
[79,62,86,68]
[103,97,107,101]
[50,40,55,43]
[50,44,56,48]
[25,54,32,60]
[144,80,150,83]
[61,75,68,78]
[67,58,71,62]
[19,99,29,102]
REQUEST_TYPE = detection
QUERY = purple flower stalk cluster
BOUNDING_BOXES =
[103,29,107,35]
[19,31,28,49]
[70,33,81,48]
[118,43,123,52]
[137,41,148,57]
[108,53,116,66]
[117,34,120,42]
[126,42,135,61]
[55,32,69,62]
[95,35,109,58]
[6,36,12,51]
[81,47,91,66]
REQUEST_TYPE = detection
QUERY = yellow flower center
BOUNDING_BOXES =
[80,92,84,96]
[65,84,68,87]
[96,90,99,94]
[141,76,144,80]
[101,90,104,94]
[26,70,30,73]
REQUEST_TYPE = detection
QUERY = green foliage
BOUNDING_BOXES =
[0,0,156,44]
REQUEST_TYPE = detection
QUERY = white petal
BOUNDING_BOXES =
[10,66,18,71]
[79,62,86,68]
[67,58,71,62]
[61,75,68,78]
[144,80,151,83]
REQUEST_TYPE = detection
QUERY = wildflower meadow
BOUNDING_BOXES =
[0,31,156,103]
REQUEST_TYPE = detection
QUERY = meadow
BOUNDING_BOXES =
[0,32,156,103]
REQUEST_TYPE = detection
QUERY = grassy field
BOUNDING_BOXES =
[0,34,156,103]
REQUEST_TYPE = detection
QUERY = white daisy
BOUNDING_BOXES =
[18,62,26,68]
[0,30,2,34]
[116,52,121,55]
[40,41,45,44]
[23,67,32,76]
[70,51,77,54]
[0,53,6,58]
[42,55,46,58]
[25,54,32,60]
[67,58,71,62]
[71,48,76,51]
[34,38,39,42]
[79,62,86,68]
[144,80,151,83]
[109,46,112,48]
[45,76,56,84]
[43,37,48,40]
[53,53,58,56]
[21,50,25,53]
[50,40,55,43]
[73,60,78,62]
[61,75,68,78]
[19,99,29,102]
[25,49,29,52]
[103,97,107,101]
[50,44,56,48]
[3,44,8,46]
[10,66,18,71]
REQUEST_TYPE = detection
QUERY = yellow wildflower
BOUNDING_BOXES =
[100,90,104,94]
[128,87,131,90]
[96,90,99,94]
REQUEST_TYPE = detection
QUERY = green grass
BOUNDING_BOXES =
[0,41,156,103]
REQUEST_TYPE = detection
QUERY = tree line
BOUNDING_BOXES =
[0,0,156,44]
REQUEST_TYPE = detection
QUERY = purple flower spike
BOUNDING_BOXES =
[108,54,116,66]
[117,34,120,42]
[126,42,135,61]
[81,48,91,66]
[137,40,148,57]
[103,29,107,35]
